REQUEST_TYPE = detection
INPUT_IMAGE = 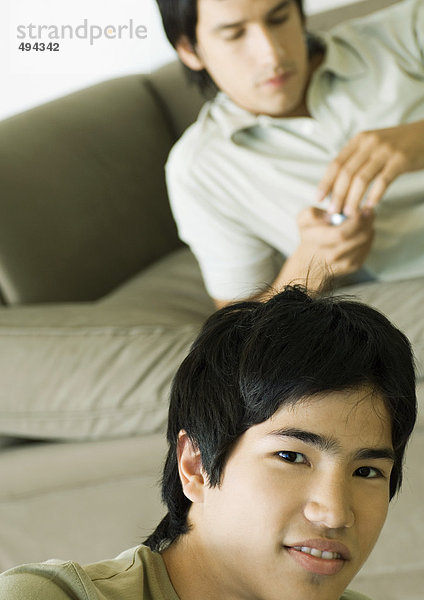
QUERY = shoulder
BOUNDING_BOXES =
[168,98,223,176]
[0,546,150,600]
[0,561,93,600]
[0,573,70,599]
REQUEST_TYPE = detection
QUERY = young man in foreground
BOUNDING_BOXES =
[0,286,417,599]
[158,0,424,306]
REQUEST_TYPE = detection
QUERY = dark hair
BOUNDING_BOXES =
[144,286,417,551]
[155,0,321,92]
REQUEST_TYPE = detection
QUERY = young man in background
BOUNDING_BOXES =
[157,0,424,307]
[0,286,417,600]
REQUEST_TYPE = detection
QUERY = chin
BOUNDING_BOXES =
[261,94,304,117]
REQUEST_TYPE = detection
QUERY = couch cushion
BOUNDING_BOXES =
[0,434,167,571]
[0,248,213,441]
[336,277,424,428]
[336,277,424,382]
[351,423,424,599]
[0,248,421,441]
[0,250,213,439]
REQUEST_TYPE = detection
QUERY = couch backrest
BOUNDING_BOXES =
[0,75,184,304]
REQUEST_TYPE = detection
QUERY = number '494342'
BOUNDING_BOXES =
[18,42,59,51]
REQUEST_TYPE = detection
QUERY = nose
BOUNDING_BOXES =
[251,24,285,66]
[304,472,355,530]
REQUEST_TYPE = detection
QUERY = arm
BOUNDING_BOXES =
[213,206,375,309]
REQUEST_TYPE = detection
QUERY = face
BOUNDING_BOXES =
[177,388,394,600]
[177,0,311,117]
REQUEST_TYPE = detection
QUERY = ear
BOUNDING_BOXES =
[176,36,205,71]
[177,430,206,503]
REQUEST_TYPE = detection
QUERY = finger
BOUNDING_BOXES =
[298,206,326,226]
[326,221,375,276]
[337,208,374,238]
[342,153,389,215]
[327,151,373,214]
[316,139,359,202]
[364,156,403,208]
[316,131,378,206]
[337,226,375,259]
[316,162,341,203]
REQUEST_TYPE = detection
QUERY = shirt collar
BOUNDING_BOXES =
[317,30,366,80]
[207,31,367,140]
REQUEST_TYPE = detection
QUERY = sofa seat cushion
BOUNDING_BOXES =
[0,434,167,571]
[351,422,424,599]
[0,248,422,441]
[336,276,424,426]
[0,249,213,441]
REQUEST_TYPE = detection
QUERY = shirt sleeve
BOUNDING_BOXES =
[166,138,280,302]
[412,0,424,62]
[0,561,95,600]
[0,572,74,600]
[360,0,424,71]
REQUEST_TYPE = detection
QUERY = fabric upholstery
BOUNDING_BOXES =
[0,248,421,441]
[0,249,213,440]
[0,76,181,304]
[0,435,167,569]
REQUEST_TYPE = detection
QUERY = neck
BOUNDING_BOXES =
[162,533,232,600]
[162,536,203,600]
[291,48,325,118]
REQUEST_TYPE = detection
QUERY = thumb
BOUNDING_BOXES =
[298,206,327,227]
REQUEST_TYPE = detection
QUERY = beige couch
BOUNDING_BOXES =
[0,1,423,598]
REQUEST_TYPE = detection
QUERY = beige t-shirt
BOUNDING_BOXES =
[0,544,372,600]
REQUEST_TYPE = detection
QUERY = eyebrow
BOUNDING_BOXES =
[212,0,291,33]
[267,427,396,463]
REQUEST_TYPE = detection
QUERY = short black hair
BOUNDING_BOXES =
[144,286,416,551]
[155,0,318,92]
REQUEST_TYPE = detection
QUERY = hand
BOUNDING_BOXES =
[294,206,375,279]
[316,121,424,216]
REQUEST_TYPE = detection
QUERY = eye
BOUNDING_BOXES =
[268,15,289,26]
[277,451,307,464]
[354,466,384,479]
[223,29,244,41]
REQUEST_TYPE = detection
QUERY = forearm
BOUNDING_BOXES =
[256,248,329,302]
[214,207,374,309]
[213,249,328,308]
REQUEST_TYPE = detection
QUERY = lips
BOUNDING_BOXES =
[287,539,351,560]
[262,71,294,87]
[285,539,351,576]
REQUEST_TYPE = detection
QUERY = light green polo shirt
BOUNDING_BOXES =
[167,0,424,301]
[0,546,179,600]
[0,544,371,600]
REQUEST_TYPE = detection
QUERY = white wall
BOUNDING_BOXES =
[1,0,358,121]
